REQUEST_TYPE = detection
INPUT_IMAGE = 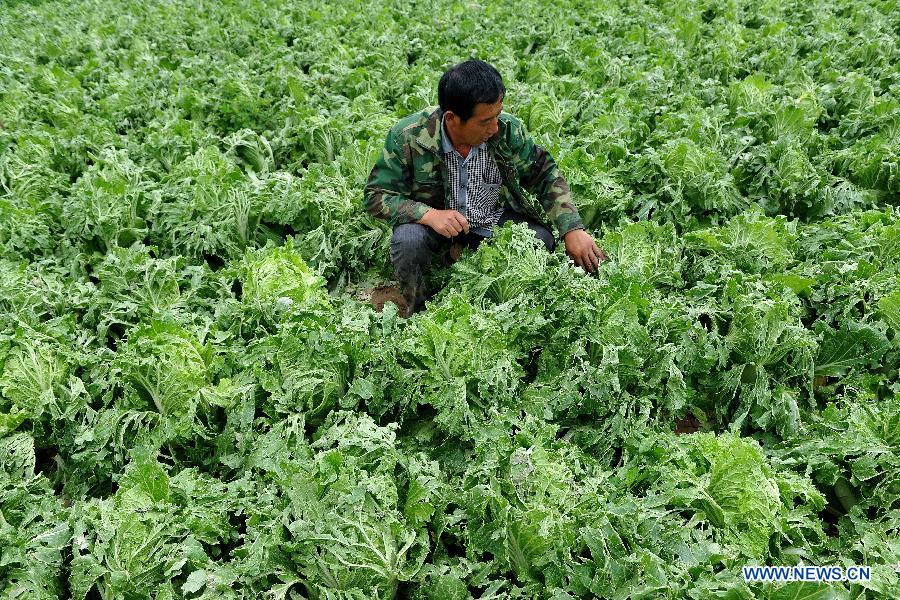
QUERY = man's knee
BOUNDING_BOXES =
[391,223,435,254]
[391,223,439,276]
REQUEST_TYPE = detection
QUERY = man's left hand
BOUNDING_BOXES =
[563,229,606,273]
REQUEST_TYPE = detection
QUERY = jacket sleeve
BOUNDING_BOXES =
[505,118,584,236]
[363,127,431,226]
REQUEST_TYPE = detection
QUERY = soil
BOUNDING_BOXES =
[674,415,702,435]
[358,284,408,314]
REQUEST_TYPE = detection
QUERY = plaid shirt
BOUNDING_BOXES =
[441,115,505,236]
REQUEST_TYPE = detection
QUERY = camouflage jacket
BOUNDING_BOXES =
[364,107,584,236]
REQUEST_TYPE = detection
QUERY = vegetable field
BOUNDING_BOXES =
[1,0,899,597]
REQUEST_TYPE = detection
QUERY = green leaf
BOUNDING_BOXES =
[767,274,817,296]
[815,321,891,376]
[181,569,207,594]
[287,75,306,106]
[403,478,436,528]
[0,432,35,480]
[119,460,171,503]
[877,292,900,333]
[506,510,550,582]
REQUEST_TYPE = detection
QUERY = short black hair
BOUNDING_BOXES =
[438,60,505,122]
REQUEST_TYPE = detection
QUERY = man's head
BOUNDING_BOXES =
[438,59,505,147]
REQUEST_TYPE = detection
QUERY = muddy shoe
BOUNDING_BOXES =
[400,283,426,317]
[449,242,463,264]
[438,242,463,266]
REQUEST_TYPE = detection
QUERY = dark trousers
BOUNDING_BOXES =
[390,209,555,311]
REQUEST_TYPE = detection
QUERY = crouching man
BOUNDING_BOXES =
[364,59,605,315]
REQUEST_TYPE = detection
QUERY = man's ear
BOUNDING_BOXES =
[444,110,459,126]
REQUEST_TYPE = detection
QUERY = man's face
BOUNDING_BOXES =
[446,97,503,147]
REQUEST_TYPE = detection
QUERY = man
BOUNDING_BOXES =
[364,59,605,315]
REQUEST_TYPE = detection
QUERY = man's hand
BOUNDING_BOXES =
[563,229,606,273]
[418,209,469,238]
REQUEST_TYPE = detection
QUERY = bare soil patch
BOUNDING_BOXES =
[674,415,702,435]
[357,284,408,314]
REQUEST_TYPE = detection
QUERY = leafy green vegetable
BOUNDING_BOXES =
[70,457,245,600]
[0,433,70,599]
[239,240,329,313]
[625,431,824,560]
[116,320,212,418]
[1,0,898,597]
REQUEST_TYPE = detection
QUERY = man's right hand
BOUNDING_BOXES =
[418,209,469,238]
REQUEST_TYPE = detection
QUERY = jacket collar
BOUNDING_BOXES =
[413,108,444,154]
